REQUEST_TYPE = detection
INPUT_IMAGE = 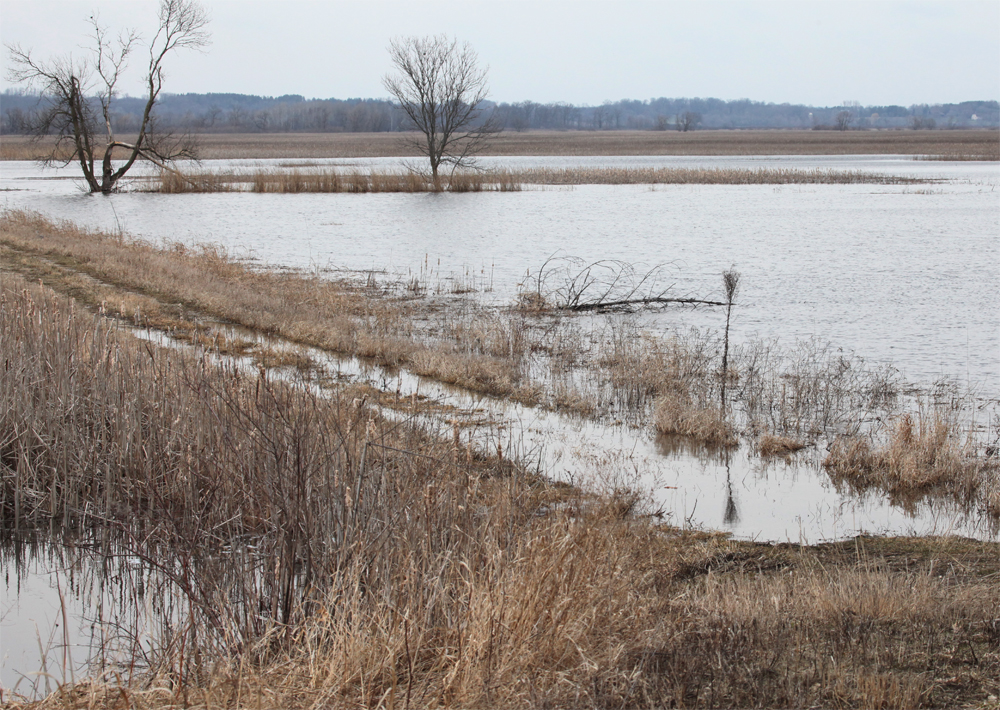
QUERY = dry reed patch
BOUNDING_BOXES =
[517,166,925,185]
[825,412,1000,522]
[758,434,808,457]
[150,167,521,193]
[654,391,736,446]
[147,164,923,193]
[0,211,546,402]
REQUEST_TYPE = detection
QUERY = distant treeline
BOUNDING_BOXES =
[1,90,997,134]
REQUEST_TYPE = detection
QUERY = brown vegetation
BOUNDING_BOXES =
[2,207,996,527]
[148,165,924,194]
[2,277,998,709]
[825,411,1000,523]
[3,128,998,161]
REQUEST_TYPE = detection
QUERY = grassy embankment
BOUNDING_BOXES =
[3,273,999,709]
[3,129,998,161]
[1,210,996,525]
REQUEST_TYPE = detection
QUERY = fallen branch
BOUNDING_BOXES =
[566,296,725,311]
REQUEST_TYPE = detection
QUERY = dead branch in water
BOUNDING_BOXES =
[568,295,725,311]
[525,256,725,312]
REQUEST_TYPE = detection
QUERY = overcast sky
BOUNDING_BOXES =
[2,0,997,107]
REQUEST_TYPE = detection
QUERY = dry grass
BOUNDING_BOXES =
[0,210,540,403]
[825,410,1000,523]
[515,166,924,185]
[758,434,808,457]
[5,129,998,161]
[148,165,923,193]
[3,269,999,709]
[154,168,522,193]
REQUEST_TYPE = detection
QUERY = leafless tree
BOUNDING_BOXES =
[382,35,499,182]
[5,0,210,194]
[834,110,854,131]
[677,111,701,132]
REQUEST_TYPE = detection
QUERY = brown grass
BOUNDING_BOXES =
[654,391,736,446]
[825,411,1000,523]
[5,129,998,161]
[148,165,925,192]
[759,434,808,457]
[0,210,542,404]
[3,268,999,709]
[153,168,523,193]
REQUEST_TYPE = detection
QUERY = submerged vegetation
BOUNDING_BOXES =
[1,209,995,519]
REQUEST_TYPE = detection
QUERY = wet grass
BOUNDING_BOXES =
[3,129,998,160]
[3,276,999,708]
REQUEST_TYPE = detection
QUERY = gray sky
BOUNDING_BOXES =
[2,0,998,107]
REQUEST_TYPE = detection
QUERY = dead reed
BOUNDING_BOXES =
[3,271,999,708]
[149,164,923,193]
[825,409,1000,523]
[513,166,925,185]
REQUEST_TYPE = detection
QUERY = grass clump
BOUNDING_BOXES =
[825,410,1000,523]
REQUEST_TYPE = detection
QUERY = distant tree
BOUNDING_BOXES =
[382,35,499,181]
[677,111,701,132]
[834,111,854,131]
[5,0,210,194]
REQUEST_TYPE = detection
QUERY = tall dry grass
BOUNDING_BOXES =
[149,165,923,193]
[0,210,539,403]
[3,273,999,708]
[825,409,1000,523]
[153,168,522,193]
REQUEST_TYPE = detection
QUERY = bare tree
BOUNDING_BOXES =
[834,110,854,131]
[382,35,499,182]
[677,111,701,132]
[5,0,209,194]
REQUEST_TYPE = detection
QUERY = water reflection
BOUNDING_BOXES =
[0,532,176,699]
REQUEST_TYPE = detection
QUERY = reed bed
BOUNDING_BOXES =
[150,165,921,193]
[825,409,1000,523]
[515,166,925,185]
[3,277,999,708]
[5,130,997,161]
[0,210,536,403]
[155,168,522,193]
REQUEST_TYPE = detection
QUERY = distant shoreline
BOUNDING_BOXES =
[2,128,998,161]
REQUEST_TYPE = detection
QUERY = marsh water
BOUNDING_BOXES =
[2,154,998,694]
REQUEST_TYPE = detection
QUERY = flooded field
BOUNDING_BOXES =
[2,154,999,698]
[3,155,997,394]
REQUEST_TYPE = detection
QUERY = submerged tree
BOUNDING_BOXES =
[382,35,499,182]
[5,0,210,194]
